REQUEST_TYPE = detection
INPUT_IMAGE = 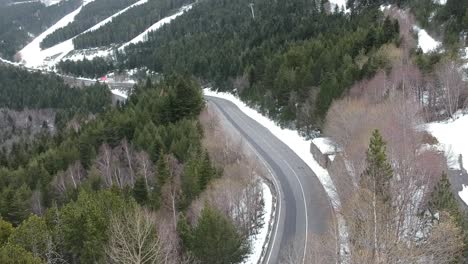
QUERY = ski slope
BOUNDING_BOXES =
[119,4,193,50]
[19,0,147,69]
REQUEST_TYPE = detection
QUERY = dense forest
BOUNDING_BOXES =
[0,64,110,112]
[0,0,82,60]
[72,0,191,49]
[0,66,254,263]
[39,0,139,49]
[403,0,468,49]
[57,57,115,78]
[114,0,398,135]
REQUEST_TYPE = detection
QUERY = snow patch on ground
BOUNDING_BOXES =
[426,111,468,171]
[459,185,468,206]
[204,89,350,259]
[243,182,273,264]
[119,4,193,50]
[0,57,22,66]
[433,0,447,5]
[312,137,337,155]
[63,47,114,61]
[413,26,441,53]
[110,88,128,99]
[41,0,64,6]
[329,0,349,13]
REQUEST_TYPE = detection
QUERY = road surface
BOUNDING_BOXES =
[206,96,333,264]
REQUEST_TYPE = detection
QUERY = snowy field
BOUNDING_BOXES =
[426,111,468,205]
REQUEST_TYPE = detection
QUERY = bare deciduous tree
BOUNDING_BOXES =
[106,207,163,264]
[436,60,465,118]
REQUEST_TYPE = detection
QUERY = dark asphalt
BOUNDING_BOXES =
[206,96,333,264]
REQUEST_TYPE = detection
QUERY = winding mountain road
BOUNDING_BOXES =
[206,96,333,264]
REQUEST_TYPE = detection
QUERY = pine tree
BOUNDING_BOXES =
[361,129,393,203]
[185,206,250,264]
[156,150,169,186]
[429,173,460,219]
[133,177,148,205]
[360,129,393,262]
[198,152,214,191]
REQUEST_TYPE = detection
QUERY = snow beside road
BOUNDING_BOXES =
[413,26,441,53]
[426,111,468,171]
[204,89,339,203]
[312,137,337,155]
[243,182,273,264]
[204,89,350,259]
[119,4,193,50]
[459,185,468,206]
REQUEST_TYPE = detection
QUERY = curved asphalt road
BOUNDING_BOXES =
[206,96,333,264]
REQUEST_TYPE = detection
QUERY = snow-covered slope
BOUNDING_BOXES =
[41,0,64,6]
[413,26,441,53]
[426,111,468,171]
[119,4,193,50]
[19,0,147,69]
[18,0,92,68]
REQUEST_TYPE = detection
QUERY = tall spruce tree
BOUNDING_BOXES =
[133,177,148,205]
[361,129,393,203]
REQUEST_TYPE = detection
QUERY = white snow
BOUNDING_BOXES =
[459,185,468,206]
[426,111,468,171]
[312,137,338,155]
[243,182,273,264]
[119,4,193,50]
[41,0,64,6]
[19,0,146,69]
[63,47,114,61]
[413,26,441,53]
[329,0,349,13]
[204,88,350,259]
[7,0,39,6]
[433,0,447,5]
[110,89,128,99]
[0,57,22,66]
[204,89,339,202]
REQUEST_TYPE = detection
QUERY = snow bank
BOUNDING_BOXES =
[426,111,468,170]
[119,4,193,50]
[243,182,273,264]
[459,185,468,206]
[204,89,339,202]
[312,137,337,155]
[204,89,350,259]
[413,26,441,53]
